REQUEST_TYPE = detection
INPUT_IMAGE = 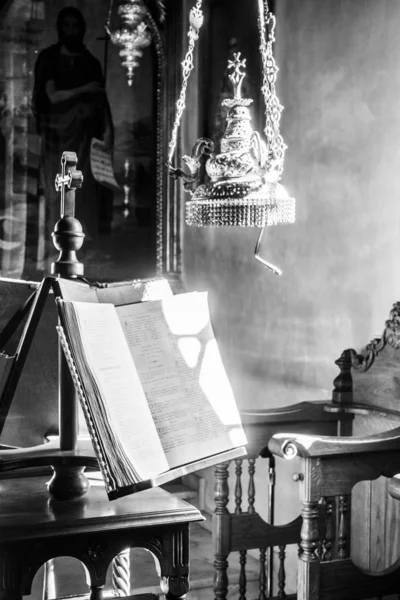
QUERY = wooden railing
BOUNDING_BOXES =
[212,402,344,600]
[213,456,353,600]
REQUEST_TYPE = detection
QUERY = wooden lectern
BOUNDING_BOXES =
[0,152,203,600]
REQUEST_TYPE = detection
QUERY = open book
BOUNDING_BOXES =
[56,291,247,499]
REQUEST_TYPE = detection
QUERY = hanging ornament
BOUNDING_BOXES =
[167,0,295,275]
[106,0,153,86]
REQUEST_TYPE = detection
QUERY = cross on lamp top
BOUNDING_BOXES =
[55,151,83,218]
[227,52,247,99]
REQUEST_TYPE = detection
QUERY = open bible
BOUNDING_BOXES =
[56,291,247,500]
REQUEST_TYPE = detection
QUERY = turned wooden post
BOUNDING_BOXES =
[213,462,230,600]
[296,458,321,600]
[298,500,320,600]
[332,349,353,408]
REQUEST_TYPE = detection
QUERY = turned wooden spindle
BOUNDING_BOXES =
[238,551,247,600]
[213,462,230,600]
[277,545,286,599]
[300,501,319,563]
[214,462,230,516]
[258,547,267,600]
[234,458,243,514]
[337,495,349,559]
[322,497,334,561]
[247,457,256,514]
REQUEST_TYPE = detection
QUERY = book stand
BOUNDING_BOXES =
[0,152,99,500]
[0,151,246,505]
[0,152,207,600]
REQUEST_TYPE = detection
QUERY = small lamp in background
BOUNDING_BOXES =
[105,0,165,85]
[167,0,295,276]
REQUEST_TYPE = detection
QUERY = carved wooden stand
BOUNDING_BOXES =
[0,152,203,600]
[0,475,200,600]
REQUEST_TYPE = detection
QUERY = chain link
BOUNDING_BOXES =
[258,0,287,180]
[167,0,204,166]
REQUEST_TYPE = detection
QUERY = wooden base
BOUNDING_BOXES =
[48,465,90,501]
[0,475,202,600]
[0,437,97,470]
[0,438,97,500]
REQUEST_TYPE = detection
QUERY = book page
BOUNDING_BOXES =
[116,292,247,470]
[69,302,169,480]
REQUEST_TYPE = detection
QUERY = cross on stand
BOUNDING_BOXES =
[52,151,85,279]
[55,151,83,216]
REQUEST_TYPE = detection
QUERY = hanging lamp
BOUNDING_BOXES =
[167,0,295,276]
[106,0,165,85]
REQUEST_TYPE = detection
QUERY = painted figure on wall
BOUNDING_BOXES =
[32,6,114,258]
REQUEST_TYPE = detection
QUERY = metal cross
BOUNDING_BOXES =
[55,151,83,218]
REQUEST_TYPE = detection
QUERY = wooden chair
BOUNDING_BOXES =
[268,301,400,600]
[212,403,347,600]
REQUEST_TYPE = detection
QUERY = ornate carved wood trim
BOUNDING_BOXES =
[331,302,400,409]
[347,302,400,374]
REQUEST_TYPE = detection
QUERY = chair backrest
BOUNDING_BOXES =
[332,301,400,430]
[331,301,400,573]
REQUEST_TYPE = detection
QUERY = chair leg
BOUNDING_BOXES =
[298,501,319,600]
[214,554,229,600]
[42,559,56,600]
[112,549,131,597]
[213,461,230,600]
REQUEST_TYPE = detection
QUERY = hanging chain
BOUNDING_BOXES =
[167,0,285,177]
[167,0,204,166]
[107,0,114,27]
[258,0,287,180]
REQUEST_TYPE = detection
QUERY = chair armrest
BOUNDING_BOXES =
[240,401,343,457]
[389,475,400,500]
[241,401,339,423]
[268,425,400,459]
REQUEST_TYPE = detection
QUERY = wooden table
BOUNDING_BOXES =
[0,475,203,600]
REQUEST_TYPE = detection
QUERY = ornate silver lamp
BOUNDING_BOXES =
[167,0,295,275]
